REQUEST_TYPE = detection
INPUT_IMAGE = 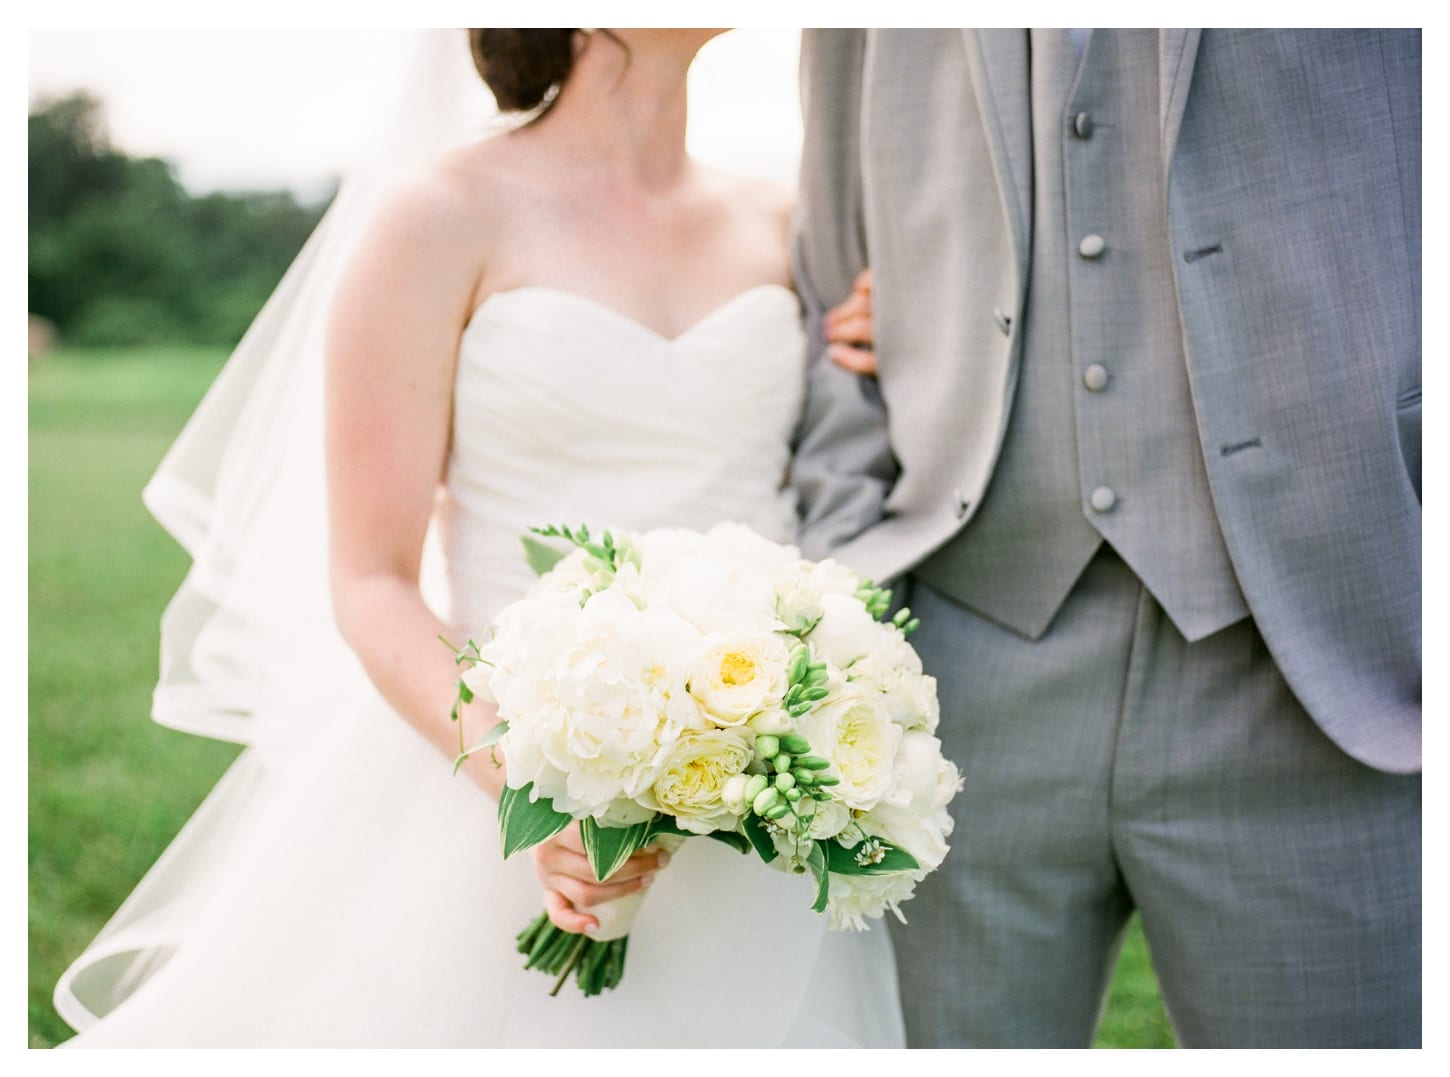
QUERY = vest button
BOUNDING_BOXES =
[1083,364,1110,392]
[1078,234,1107,259]
[1089,486,1118,513]
[1073,112,1094,139]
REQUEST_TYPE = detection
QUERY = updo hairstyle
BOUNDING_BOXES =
[468,29,579,113]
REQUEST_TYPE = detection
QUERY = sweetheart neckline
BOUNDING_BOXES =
[461,283,798,346]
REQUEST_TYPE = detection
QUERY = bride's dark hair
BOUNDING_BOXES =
[472,29,622,114]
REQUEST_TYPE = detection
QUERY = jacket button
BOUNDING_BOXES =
[1089,486,1117,513]
[1072,112,1094,139]
[1078,234,1107,259]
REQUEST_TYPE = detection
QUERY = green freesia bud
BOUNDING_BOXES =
[743,774,770,802]
[774,772,795,792]
[779,734,812,755]
[815,775,841,786]
[797,755,831,770]
[785,787,802,802]
[754,735,780,760]
[792,769,816,785]
[773,754,793,773]
[766,802,792,821]
[801,686,830,702]
[753,787,782,815]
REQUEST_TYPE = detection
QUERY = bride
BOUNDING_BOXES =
[54,29,902,1048]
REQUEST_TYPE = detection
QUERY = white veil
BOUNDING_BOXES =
[144,29,497,749]
[54,29,503,1029]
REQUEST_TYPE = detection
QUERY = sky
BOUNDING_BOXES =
[27,28,805,200]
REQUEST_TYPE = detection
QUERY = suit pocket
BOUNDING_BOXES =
[1397,385,1421,502]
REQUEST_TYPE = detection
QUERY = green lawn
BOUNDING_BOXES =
[27,347,1174,1048]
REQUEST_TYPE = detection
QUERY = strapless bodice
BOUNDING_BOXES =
[436,284,806,631]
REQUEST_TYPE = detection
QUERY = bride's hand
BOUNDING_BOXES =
[823,268,877,376]
[533,823,671,934]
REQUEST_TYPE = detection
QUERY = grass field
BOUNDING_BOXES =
[27,348,1174,1048]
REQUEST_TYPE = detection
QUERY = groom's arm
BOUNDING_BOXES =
[790,29,899,562]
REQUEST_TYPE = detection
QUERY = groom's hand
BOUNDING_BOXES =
[823,268,877,376]
[533,823,671,933]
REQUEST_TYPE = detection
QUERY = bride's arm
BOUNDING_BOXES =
[324,171,664,931]
[323,173,499,792]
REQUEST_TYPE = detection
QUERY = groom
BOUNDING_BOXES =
[791,30,1421,1048]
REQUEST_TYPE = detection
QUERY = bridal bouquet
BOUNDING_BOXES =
[447,522,962,997]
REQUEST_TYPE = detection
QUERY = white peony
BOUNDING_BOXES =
[826,869,926,932]
[496,589,706,819]
[796,692,902,812]
[637,728,755,834]
[688,631,792,726]
[857,732,962,869]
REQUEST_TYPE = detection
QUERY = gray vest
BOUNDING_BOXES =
[914,29,1248,643]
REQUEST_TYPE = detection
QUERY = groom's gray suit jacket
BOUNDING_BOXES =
[791,29,1421,774]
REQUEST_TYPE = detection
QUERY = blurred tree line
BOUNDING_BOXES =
[29,92,332,348]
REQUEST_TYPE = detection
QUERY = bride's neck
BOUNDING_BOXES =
[538,31,709,187]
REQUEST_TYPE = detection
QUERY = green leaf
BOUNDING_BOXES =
[824,839,920,875]
[643,814,688,844]
[705,828,752,855]
[741,812,778,863]
[498,782,572,858]
[579,817,653,881]
[457,678,475,704]
[807,840,830,912]
[521,534,568,577]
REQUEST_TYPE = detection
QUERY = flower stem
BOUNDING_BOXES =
[550,934,589,997]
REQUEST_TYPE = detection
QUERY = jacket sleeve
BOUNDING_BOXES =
[789,29,900,563]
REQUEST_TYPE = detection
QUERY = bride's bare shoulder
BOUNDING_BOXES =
[359,133,536,275]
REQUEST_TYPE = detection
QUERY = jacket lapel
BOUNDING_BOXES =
[961,29,1033,299]
[1159,29,1202,169]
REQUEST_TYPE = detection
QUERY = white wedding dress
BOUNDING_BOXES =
[54,283,906,1048]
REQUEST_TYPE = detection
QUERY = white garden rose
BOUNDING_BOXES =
[803,798,852,841]
[688,631,791,726]
[773,557,861,634]
[807,591,894,670]
[638,728,755,834]
[846,648,939,733]
[497,589,706,819]
[796,692,902,812]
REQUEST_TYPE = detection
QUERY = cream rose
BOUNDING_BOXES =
[638,729,755,834]
[688,631,791,726]
[796,692,902,812]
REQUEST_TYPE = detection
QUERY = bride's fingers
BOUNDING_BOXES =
[546,870,653,910]
[824,311,873,347]
[828,343,878,376]
[824,291,870,330]
[534,843,668,884]
[543,887,597,934]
